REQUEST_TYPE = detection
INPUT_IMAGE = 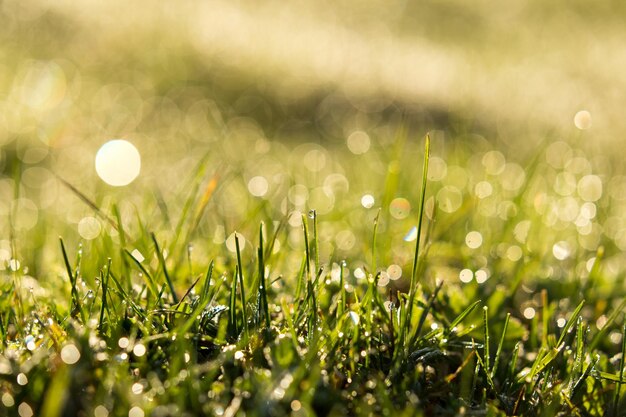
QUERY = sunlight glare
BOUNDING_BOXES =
[95,140,141,186]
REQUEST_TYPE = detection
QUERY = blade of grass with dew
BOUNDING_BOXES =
[557,300,585,347]
[570,316,586,391]
[446,300,482,336]
[570,354,599,401]
[474,342,496,392]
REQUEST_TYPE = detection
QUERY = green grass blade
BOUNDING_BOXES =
[229,268,238,338]
[98,258,111,334]
[614,322,626,414]
[448,300,482,333]
[200,260,214,305]
[151,232,179,304]
[124,249,161,305]
[301,212,311,280]
[258,223,270,329]
[483,306,491,375]
[557,299,585,347]
[371,208,381,273]
[59,237,82,321]
[403,134,430,349]
[235,233,249,340]
[589,298,626,351]
[491,312,510,380]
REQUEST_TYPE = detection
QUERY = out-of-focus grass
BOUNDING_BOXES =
[1,1,626,416]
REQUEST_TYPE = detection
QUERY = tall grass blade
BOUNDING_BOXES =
[258,223,271,329]
[151,232,179,304]
[448,300,482,334]
[200,260,214,305]
[491,312,510,379]
[59,237,82,321]
[98,259,111,334]
[235,233,249,339]
[557,300,585,347]
[403,134,430,348]
[229,268,238,338]
[614,323,626,415]
[124,249,161,305]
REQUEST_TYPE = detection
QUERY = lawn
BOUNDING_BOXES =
[1,1,626,416]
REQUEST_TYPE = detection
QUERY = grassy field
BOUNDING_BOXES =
[2,1,626,416]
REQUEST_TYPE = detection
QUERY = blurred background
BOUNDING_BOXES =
[1,0,625,296]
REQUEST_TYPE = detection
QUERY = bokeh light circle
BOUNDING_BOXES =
[95,140,141,186]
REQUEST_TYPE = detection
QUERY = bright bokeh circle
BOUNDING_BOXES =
[95,139,141,186]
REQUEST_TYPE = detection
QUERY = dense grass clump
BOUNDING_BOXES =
[1,135,626,417]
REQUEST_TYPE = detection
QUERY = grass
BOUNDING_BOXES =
[1,132,626,417]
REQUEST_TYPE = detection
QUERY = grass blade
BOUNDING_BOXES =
[557,300,585,347]
[614,323,626,415]
[235,233,249,340]
[258,223,271,329]
[483,306,491,375]
[59,237,82,321]
[98,259,111,334]
[491,312,510,379]
[402,134,430,349]
[151,232,179,304]
[124,249,161,305]
[200,260,214,305]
